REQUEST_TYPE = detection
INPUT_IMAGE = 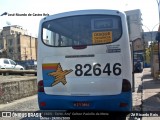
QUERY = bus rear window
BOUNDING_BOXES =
[42,15,122,47]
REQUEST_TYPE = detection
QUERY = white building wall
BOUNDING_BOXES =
[125,9,143,41]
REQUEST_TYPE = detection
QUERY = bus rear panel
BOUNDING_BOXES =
[37,9,132,111]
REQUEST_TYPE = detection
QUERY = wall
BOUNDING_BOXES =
[125,9,143,41]
[0,78,37,104]
[20,35,37,60]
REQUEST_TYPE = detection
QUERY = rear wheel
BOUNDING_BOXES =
[20,68,23,70]
[20,68,25,76]
[21,73,25,76]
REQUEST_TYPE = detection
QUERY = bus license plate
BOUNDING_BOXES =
[73,102,90,107]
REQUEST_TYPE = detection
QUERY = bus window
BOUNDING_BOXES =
[42,15,122,47]
[43,28,72,46]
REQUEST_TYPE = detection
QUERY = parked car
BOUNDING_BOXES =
[0,58,24,70]
[23,60,37,70]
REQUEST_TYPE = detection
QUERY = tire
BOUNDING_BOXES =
[21,73,25,76]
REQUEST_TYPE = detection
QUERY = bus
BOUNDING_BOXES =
[37,9,132,114]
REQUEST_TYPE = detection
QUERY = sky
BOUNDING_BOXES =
[0,0,159,37]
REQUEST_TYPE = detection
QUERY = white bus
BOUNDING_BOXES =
[37,9,132,115]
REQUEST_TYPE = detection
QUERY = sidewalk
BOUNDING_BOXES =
[132,71,143,112]
[142,68,160,120]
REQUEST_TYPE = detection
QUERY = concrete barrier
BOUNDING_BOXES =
[0,69,37,76]
[0,76,37,104]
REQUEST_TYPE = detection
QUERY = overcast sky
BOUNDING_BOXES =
[0,0,159,37]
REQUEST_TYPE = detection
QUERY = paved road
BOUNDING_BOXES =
[0,95,38,111]
[141,68,160,120]
[132,72,143,111]
[130,69,160,120]
[0,95,39,120]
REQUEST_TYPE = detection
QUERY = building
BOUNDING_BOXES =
[125,9,144,50]
[125,9,143,42]
[125,9,144,71]
[0,25,37,61]
[18,35,37,60]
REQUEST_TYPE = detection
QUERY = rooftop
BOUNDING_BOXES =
[3,25,23,29]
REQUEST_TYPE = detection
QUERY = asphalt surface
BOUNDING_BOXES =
[141,68,160,120]
[0,95,39,120]
[0,95,38,111]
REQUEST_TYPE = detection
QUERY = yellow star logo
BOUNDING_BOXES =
[48,63,73,86]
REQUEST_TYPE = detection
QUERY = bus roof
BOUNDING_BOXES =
[40,9,124,23]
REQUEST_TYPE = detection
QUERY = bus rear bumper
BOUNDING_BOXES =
[38,92,132,111]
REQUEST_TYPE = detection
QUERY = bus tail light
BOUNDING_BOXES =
[122,79,131,92]
[119,102,128,107]
[40,102,46,107]
[38,80,44,92]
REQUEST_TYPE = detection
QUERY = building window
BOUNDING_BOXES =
[8,39,13,46]
[0,44,3,49]
[15,32,18,35]
[11,30,14,34]
[9,48,13,53]
[18,47,21,52]
[131,15,138,21]
[17,38,20,44]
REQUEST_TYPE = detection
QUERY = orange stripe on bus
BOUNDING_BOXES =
[42,64,58,70]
